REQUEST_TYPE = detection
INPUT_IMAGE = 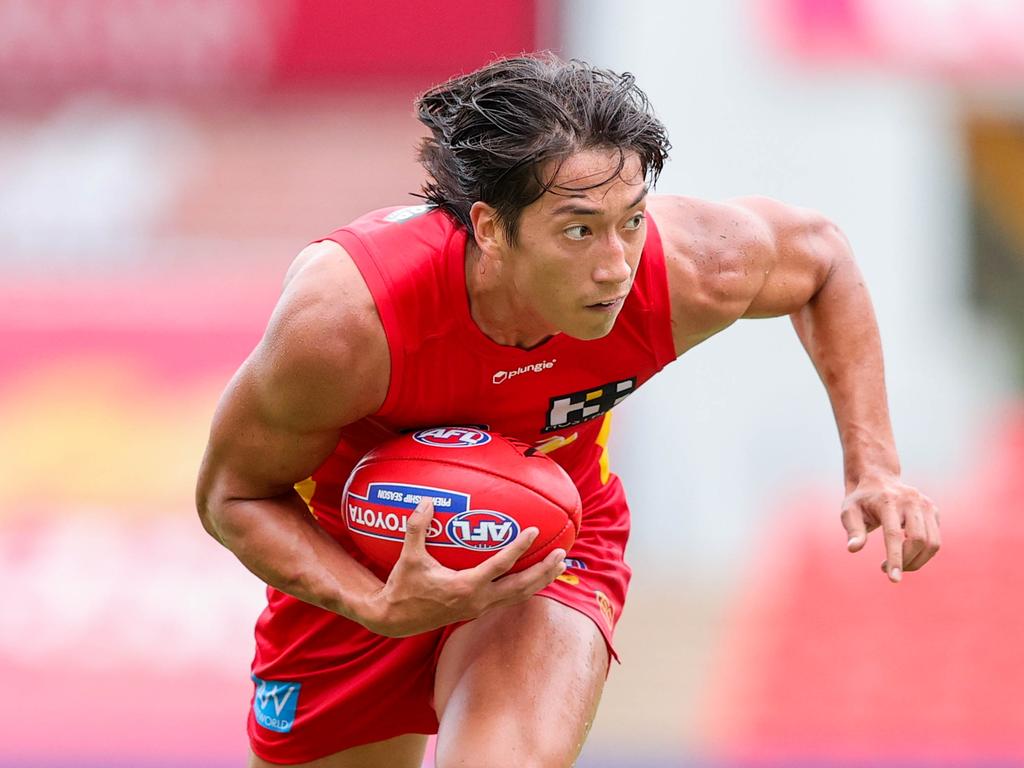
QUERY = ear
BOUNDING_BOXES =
[469,201,504,255]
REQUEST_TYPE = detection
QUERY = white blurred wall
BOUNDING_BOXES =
[562,0,1016,576]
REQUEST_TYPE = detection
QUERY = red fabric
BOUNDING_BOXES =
[249,205,675,762]
[323,205,674,477]
[250,475,631,763]
[342,430,582,572]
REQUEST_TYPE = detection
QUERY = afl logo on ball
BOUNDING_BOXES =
[413,427,492,448]
[446,510,519,550]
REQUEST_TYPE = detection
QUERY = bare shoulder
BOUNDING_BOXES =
[249,238,390,431]
[197,239,389,504]
[647,194,773,354]
[647,194,841,354]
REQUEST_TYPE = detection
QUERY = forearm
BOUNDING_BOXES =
[790,252,900,490]
[200,491,382,623]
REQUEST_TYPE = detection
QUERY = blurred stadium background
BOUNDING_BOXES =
[2,1,1023,766]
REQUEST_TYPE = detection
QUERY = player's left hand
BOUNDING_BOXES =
[840,474,941,583]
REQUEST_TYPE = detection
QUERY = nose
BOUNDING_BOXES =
[591,234,633,285]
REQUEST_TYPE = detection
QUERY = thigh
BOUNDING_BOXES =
[250,588,442,763]
[433,595,610,768]
[248,734,427,768]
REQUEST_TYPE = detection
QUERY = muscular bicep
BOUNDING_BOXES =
[200,362,344,505]
[652,194,844,355]
[730,196,843,319]
[197,241,389,509]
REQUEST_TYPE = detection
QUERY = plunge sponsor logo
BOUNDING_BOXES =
[252,675,301,733]
[492,359,557,385]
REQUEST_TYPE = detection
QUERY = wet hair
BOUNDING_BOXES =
[415,53,671,245]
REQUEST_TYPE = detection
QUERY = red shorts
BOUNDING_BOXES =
[248,474,631,765]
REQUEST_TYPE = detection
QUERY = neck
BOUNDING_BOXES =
[464,241,555,350]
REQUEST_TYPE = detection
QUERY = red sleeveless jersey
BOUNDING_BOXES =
[302,204,676,532]
[249,205,676,760]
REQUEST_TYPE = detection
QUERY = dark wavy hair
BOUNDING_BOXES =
[415,53,671,246]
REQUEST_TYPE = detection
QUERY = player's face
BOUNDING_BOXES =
[507,148,648,340]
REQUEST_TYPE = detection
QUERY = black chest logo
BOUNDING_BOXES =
[542,378,637,433]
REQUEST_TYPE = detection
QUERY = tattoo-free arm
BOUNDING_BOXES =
[737,198,901,488]
[196,241,391,620]
[654,193,940,581]
[196,240,568,633]
[738,196,940,580]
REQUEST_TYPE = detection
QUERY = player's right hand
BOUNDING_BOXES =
[359,499,567,638]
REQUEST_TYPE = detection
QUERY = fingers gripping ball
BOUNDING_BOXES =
[341,427,581,573]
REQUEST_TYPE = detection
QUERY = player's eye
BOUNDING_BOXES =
[624,213,645,230]
[565,225,591,241]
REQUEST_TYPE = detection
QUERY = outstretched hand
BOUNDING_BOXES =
[841,475,941,582]
[362,499,567,637]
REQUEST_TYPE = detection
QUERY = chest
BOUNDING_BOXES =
[381,328,656,444]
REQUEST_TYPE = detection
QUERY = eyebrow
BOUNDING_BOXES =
[548,188,648,217]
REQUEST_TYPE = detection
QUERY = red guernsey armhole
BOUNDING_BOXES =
[642,213,678,369]
[317,229,404,418]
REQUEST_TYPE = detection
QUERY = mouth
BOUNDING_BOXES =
[585,296,626,312]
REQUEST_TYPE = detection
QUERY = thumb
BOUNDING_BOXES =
[841,504,868,553]
[402,499,435,554]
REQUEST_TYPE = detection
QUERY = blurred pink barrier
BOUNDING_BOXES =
[700,407,1024,765]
